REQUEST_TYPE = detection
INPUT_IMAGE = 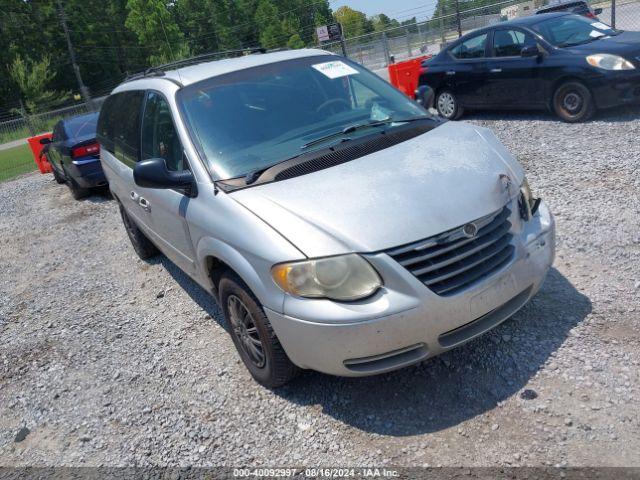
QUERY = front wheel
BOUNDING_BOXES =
[219,273,299,388]
[436,89,464,120]
[552,81,594,123]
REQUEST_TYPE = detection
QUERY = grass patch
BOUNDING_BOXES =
[0,144,38,182]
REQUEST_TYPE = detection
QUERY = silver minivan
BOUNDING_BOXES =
[97,49,555,387]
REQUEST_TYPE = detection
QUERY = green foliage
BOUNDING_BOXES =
[8,55,68,113]
[286,33,305,49]
[125,0,190,65]
[333,6,372,38]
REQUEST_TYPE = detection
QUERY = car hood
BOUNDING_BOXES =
[231,122,525,258]
[565,30,640,57]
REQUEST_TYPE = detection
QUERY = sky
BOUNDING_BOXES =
[332,0,437,21]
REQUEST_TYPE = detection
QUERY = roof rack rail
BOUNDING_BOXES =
[121,46,285,86]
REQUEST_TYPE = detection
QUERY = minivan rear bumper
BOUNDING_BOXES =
[265,201,555,377]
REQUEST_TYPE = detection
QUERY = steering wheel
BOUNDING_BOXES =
[316,98,350,115]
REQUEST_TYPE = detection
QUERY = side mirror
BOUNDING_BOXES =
[594,7,603,14]
[133,158,195,193]
[521,45,540,58]
[414,85,434,109]
[39,137,52,145]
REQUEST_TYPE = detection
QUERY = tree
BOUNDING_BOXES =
[8,55,67,113]
[125,0,189,65]
[333,6,371,38]
[286,33,305,49]
[255,0,285,49]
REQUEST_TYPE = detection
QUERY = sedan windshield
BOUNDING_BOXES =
[533,15,619,47]
[177,55,428,180]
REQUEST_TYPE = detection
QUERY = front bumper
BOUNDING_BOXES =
[589,70,640,110]
[266,200,555,377]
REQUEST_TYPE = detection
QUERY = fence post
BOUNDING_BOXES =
[611,0,616,28]
[19,99,36,137]
[405,27,412,58]
[455,0,462,38]
[382,32,391,66]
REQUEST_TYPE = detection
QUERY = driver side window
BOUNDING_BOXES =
[141,92,186,172]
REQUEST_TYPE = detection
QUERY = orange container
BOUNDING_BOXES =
[27,133,53,174]
[388,55,431,99]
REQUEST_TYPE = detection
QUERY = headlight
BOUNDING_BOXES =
[586,54,635,71]
[271,254,382,301]
[519,178,538,220]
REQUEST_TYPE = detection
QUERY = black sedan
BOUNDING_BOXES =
[41,112,106,199]
[419,13,640,122]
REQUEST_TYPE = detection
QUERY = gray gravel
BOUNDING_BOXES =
[1,106,639,467]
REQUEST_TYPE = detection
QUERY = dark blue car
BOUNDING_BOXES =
[419,13,640,122]
[42,112,106,199]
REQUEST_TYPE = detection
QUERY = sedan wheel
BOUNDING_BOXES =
[436,90,463,120]
[553,81,594,123]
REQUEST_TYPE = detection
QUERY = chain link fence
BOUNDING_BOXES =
[323,0,640,72]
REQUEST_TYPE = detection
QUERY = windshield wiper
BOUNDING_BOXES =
[300,116,429,151]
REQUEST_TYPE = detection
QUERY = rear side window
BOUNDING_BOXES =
[450,33,488,59]
[96,91,144,166]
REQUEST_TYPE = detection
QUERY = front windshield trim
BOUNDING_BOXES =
[175,54,431,182]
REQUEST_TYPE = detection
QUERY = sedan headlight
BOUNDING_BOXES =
[271,254,382,301]
[586,54,635,71]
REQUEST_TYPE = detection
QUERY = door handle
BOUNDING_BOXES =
[490,68,502,73]
[130,191,139,202]
[138,197,151,212]
[446,70,456,76]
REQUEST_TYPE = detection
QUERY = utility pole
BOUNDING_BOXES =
[455,0,462,38]
[611,0,616,28]
[56,0,94,110]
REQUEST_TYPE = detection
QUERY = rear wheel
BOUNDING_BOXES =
[52,167,65,184]
[552,81,594,123]
[436,89,464,120]
[118,202,159,260]
[219,273,299,388]
[67,176,89,200]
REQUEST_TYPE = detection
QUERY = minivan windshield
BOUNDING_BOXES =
[533,15,619,47]
[177,55,429,180]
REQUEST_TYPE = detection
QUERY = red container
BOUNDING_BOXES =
[388,55,431,99]
[27,133,53,174]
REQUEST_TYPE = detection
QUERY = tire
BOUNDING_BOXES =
[219,273,299,388]
[118,202,159,260]
[52,167,65,184]
[436,89,464,120]
[67,176,90,200]
[552,81,595,123]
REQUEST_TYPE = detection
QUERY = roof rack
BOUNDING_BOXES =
[123,47,268,85]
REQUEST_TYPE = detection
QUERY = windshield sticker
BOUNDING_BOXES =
[591,22,610,30]
[312,61,359,79]
[589,30,605,37]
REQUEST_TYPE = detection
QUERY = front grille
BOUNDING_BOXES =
[385,206,514,296]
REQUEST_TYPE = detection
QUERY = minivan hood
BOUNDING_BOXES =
[231,122,525,257]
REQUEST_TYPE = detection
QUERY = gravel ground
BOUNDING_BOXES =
[1,106,639,468]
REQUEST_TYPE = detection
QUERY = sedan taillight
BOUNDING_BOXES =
[72,142,100,159]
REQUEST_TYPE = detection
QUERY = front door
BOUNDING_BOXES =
[137,90,197,274]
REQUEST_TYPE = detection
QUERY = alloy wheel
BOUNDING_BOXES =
[227,294,266,368]
[437,92,456,118]
[562,92,582,114]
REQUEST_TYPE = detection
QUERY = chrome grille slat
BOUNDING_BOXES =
[384,205,515,296]
[411,226,511,276]
[386,207,506,257]
[399,214,511,267]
